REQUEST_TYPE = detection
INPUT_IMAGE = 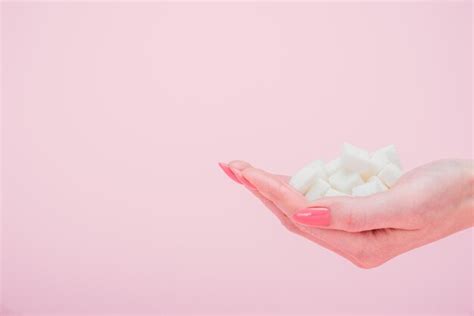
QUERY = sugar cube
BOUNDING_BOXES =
[288,143,403,201]
[360,155,388,180]
[340,143,371,173]
[325,158,341,175]
[367,175,388,191]
[371,145,401,168]
[289,167,319,194]
[378,163,403,187]
[328,169,364,194]
[289,160,327,194]
[304,160,328,180]
[352,180,386,197]
[305,178,331,201]
[325,188,349,197]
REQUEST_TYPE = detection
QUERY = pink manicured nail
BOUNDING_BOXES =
[239,176,257,190]
[292,207,331,226]
[229,167,245,183]
[218,162,242,184]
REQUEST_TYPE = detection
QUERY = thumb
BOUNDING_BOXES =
[292,191,408,232]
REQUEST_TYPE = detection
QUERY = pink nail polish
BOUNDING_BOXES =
[218,162,242,184]
[292,207,331,226]
[229,167,245,183]
[240,176,257,190]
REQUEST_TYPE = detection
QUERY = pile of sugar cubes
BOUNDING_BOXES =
[289,143,403,201]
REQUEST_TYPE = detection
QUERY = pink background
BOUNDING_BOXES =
[1,2,472,315]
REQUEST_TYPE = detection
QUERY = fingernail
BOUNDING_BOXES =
[239,176,257,190]
[229,167,257,191]
[229,167,245,183]
[292,207,331,226]
[218,162,242,184]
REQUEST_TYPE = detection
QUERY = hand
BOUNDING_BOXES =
[219,160,473,268]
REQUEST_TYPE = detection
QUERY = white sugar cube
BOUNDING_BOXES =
[325,158,341,175]
[378,163,403,187]
[372,145,401,168]
[328,169,364,194]
[340,142,371,173]
[352,180,386,197]
[289,160,327,194]
[304,160,328,180]
[367,175,388,191]
[289,167,318,194]
[305,178,331,201]
[360,155,389,180]
[360,145,401,180]
[325,188,349,197]
[290,143,403,201]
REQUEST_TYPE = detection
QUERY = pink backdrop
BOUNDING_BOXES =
[1,2,472,315]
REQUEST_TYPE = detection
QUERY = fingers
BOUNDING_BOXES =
[225,160,258,190]
[235,168,369,266]
[248,185,373,268]
[225,161,418,232]
[221,160,392,268]
[226,161,305,234]
[218,162,242,184]
[228,160,252,171]
[292,189,420,232]
[248,188,304,235]
[240,167,307,217]
[234,165,378,233]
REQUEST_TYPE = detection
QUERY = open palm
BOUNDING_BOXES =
[219,159,472,268]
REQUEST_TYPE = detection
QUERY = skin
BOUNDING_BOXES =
[224,159,473,269]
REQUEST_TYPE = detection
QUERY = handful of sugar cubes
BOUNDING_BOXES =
[289,143,403,201]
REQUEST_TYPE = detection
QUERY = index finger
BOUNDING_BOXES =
[241,167,307,217]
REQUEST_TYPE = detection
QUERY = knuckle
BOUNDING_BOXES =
[342,209,364,232]
[332,200,367,232]
[343,210,356,230]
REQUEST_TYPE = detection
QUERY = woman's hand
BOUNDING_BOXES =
[219,160,473,268]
